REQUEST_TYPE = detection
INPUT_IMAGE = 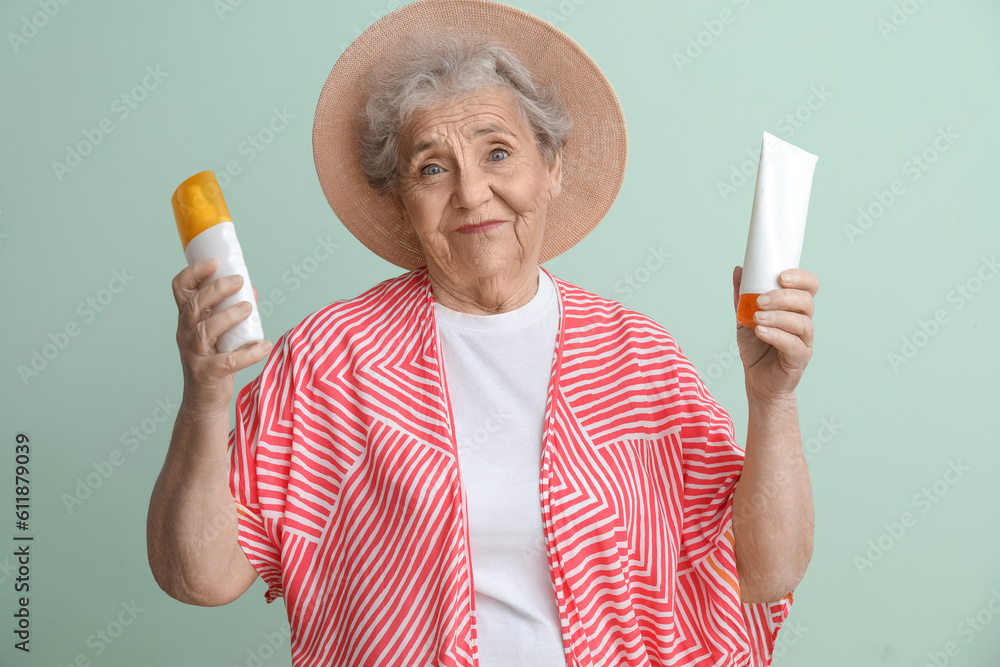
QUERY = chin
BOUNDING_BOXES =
[455,248,521,276]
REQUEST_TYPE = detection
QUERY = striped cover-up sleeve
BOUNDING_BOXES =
[227,328,298,603]
[671,344,794,666]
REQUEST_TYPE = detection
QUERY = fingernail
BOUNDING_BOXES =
[756,325,769,334]
[757,294,770,307]
[780,272,791,283]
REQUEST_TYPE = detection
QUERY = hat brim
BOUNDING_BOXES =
[312,0,628,271]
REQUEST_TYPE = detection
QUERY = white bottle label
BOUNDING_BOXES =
[183,220,264,353]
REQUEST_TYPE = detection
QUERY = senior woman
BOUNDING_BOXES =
[147,1,818,665]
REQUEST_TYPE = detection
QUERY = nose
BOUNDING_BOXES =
[450,163,492,211]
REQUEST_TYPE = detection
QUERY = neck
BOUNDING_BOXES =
[428,264,540,315]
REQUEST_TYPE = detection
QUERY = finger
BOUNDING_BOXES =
[221,339,274,376]
[191,300,254,354]
[754,322,813,367]
[179,274,245,331]
[777,269,820,296]
[185,337,273,388]
[252,285,258,302]
[753,310,814,347]
[756,287,815,318]
[199,274,245,313]
[171,258,218,309]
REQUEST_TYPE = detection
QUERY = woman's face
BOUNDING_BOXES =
[391,86,562,284]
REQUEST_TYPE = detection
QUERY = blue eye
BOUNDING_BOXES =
[489,149,508,161]
[421,164,442,176]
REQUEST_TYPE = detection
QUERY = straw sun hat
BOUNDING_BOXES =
[312,0,628,271]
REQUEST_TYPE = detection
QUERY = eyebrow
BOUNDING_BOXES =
[408,123,515,162]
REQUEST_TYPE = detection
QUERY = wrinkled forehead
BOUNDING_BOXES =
[399,86,531,156]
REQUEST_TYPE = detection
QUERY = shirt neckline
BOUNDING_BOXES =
[433,266,557,334]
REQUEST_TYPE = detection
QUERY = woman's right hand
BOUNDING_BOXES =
[171,257,272,414]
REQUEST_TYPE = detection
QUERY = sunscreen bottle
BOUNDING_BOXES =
[737,132,818,329]
[171,171,264,352]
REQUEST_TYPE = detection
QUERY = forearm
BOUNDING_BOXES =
[146,394,246,606]
[731,393,814,603]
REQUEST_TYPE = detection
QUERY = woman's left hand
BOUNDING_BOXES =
[732,266,819,403]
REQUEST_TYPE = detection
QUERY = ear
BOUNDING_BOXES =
[547,150,563,201]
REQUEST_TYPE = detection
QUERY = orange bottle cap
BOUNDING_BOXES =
[171,171,231,250]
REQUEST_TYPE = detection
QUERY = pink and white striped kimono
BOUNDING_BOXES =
[228,264,793,667]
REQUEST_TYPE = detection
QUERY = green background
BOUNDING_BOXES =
[2,0,998,664]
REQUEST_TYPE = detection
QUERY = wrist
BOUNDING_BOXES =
[181,384,232,420]
[748,391,797,420]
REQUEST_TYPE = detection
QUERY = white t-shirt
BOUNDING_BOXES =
[433,266,567,666]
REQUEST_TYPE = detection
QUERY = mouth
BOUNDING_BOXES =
[455,219,505,234]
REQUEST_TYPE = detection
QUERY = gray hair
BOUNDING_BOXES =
[357,33,573,196]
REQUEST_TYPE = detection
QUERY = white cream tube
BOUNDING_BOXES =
[737,131,818,329]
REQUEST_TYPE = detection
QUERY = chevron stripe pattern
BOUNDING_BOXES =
[228,265,793,666]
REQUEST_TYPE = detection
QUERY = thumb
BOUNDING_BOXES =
[732,265,742,313]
